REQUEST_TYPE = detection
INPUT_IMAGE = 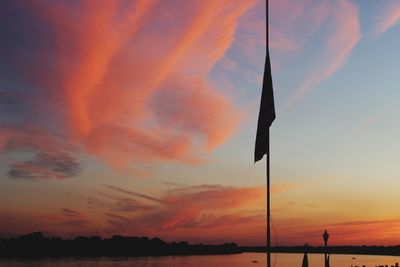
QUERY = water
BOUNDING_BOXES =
[1,253,400,267]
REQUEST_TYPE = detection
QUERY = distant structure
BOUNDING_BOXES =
[323,229,330,267]
[301,243,309,267]
[323,230,329,247]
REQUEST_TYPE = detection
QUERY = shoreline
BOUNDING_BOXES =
[241,246,400,257]
[3,232,400,259]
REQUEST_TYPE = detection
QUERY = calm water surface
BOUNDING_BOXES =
[1,253,400,267]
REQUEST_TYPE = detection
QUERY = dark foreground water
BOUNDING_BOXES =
[1,253,400,267]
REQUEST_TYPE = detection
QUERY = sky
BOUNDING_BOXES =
[1,0,400,247]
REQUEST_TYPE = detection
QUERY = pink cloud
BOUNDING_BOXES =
[232,0,330,69]
[0,1,256,177]
[375,1,400,36]
[63,0,254,166]
[214,0,359,110]
[285,0,360,108]
[270,0,330,54]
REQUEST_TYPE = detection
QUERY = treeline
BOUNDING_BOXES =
[0,232,240,258]
[241,245,400,256]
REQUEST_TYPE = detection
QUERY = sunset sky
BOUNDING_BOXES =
[1,0,400,246]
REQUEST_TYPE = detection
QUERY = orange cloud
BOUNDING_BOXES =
[4,181,400,246]
[326,219,400,245]
[84,183,299,245]
[58,0,253,166]
[0,1,256,177]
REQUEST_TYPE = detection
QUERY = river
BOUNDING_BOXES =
[1,252,399,266]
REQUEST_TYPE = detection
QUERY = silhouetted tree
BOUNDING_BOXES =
[0,232,240,258]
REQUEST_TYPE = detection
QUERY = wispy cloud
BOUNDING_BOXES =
[104,184,162,203]
[270,0,330,55]
[220,0,361,110]
[8,152,81,180]
[89,183,297,245]
[0,1,256,177]
[0,126,81,179]
[285,0,361,108]
[347,107,390,139]
[61,208,84,218]
[375,0,400,36]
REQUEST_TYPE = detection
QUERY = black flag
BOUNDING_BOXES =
[254,51,275,162]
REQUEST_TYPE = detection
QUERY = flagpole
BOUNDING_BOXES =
[266,129,271,267]
[265,0,271,266]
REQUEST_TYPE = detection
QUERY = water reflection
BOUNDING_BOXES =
[1,253,400,267]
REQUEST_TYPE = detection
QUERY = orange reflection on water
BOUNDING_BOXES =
[1,253,400,267]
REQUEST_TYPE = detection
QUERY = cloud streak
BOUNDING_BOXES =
[87,183,297,245]
[375,0,400,36]
[0,0,255,177]
[104,184,162,203]
[216,0,361,109]
[347,107,390,139]
[0,126,81,179]
[285,0,361,108]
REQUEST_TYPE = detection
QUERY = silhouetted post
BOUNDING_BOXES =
[255,0,276,265]
[266,129,271,267]
[265,2,272,266]
[265,1,271,266]
[302,244,309,267]
[323,229,330,267]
